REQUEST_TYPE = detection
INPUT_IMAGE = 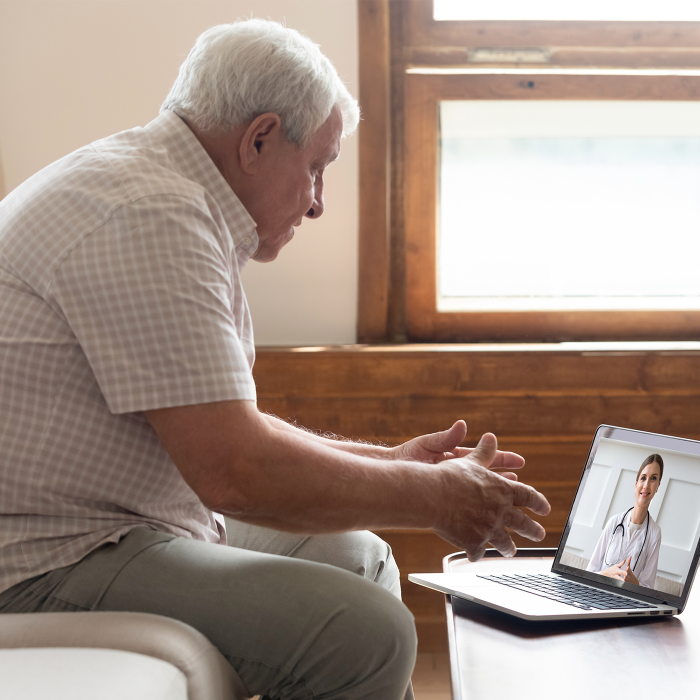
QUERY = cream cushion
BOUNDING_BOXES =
[0,647,187,700]
[0,612,249,700]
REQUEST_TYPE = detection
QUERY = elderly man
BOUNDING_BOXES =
[0,19,550,700]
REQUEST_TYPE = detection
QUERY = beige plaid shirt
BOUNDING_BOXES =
[0,111,259,594]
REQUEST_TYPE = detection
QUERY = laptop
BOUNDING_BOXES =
[409,425,700,620]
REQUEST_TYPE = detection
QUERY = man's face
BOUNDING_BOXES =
[247,107,343,262]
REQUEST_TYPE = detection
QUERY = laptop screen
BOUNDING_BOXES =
[553,425,700,605]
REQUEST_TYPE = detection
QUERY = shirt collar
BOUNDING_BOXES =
[143,110,259,261]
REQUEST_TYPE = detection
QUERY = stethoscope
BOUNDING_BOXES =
[603,507,649,571]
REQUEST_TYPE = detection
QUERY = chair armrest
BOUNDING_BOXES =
[0,612,249,700]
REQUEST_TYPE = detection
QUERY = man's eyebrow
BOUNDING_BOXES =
[313,150,340,171]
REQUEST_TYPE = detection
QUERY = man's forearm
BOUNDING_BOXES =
[264,412,393,459]
[223,412,441,532]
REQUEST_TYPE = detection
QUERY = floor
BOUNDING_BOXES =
[412,653,452,700]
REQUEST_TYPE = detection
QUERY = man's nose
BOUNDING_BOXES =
[305,187,325,219]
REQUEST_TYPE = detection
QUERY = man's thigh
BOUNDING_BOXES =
[0,528,416,700]
[225,519,402,599]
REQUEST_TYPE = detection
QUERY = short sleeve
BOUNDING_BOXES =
[50,194,257,414]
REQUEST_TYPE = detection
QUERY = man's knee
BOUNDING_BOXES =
[271,571,416,699]
[291,530,402,598]
[344,586,417,697]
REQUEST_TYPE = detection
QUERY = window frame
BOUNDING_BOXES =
[357,0,700,343]
[405,70,700,342]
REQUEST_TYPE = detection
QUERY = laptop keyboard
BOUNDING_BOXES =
[476,573,657,611]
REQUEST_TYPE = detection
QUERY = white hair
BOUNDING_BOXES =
[162,19,359,147]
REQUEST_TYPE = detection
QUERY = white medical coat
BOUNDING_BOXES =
[587,511,662,588]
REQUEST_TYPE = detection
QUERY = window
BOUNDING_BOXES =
[357,0,700,342]
[438,100,700,312]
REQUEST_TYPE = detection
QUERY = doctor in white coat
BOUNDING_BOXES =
[587,454,663,588]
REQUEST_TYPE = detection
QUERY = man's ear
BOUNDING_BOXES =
[239,113,283,174]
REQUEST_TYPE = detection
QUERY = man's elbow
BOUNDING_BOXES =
[184,455,259,515]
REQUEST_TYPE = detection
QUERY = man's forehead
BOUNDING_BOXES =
[308,108,343,158]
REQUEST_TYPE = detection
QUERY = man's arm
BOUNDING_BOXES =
[264,413,525,468]
[263,412,392,459]
[145,400,550,560]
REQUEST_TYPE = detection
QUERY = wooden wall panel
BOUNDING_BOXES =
[253,346,700,650]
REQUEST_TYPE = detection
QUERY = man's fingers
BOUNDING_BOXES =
[488,530,517,558]
[488,450,525,471]
[510,480,551,516]
[465,432,498,469]
[421,420,467,454]
[504,507,546,542]
[450,446,471,458]
[419,420,467,459]
[499,471,519,482]
[465,543,487,562]
[452,446,525,470]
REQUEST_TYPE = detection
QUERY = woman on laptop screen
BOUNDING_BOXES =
[586,454,663,588]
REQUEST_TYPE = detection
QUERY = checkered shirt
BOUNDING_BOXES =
[0,110,259,594]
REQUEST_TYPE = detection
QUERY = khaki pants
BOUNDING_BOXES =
[0,526,416,699]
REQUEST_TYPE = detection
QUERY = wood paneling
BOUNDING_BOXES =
[253,345,700,649]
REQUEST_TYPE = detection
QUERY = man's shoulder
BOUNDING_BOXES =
[0,124,221,295]
[2,123,210,223]
[90,125,210,206]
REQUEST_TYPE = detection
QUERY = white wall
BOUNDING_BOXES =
[0,0,359,345]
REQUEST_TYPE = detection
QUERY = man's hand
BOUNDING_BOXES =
[433,432,550,562]
[390,420,526,475]
[601,556,639,585]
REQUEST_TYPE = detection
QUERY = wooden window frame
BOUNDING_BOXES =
[357,0,700,343]
[405,71,700,342]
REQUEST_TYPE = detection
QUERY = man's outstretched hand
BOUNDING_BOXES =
[433,432,551,562]
[390,420,525,475]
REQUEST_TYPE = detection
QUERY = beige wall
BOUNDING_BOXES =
[0,0,359,345]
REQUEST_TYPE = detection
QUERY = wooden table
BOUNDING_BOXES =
[443,548,700,699]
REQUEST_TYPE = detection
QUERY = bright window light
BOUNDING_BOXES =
[438,101,700,311]
[434,0,700,22]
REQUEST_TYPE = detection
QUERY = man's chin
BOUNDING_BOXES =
[252,229,295,263]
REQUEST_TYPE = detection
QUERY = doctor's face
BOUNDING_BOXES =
[635,462,661,507]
